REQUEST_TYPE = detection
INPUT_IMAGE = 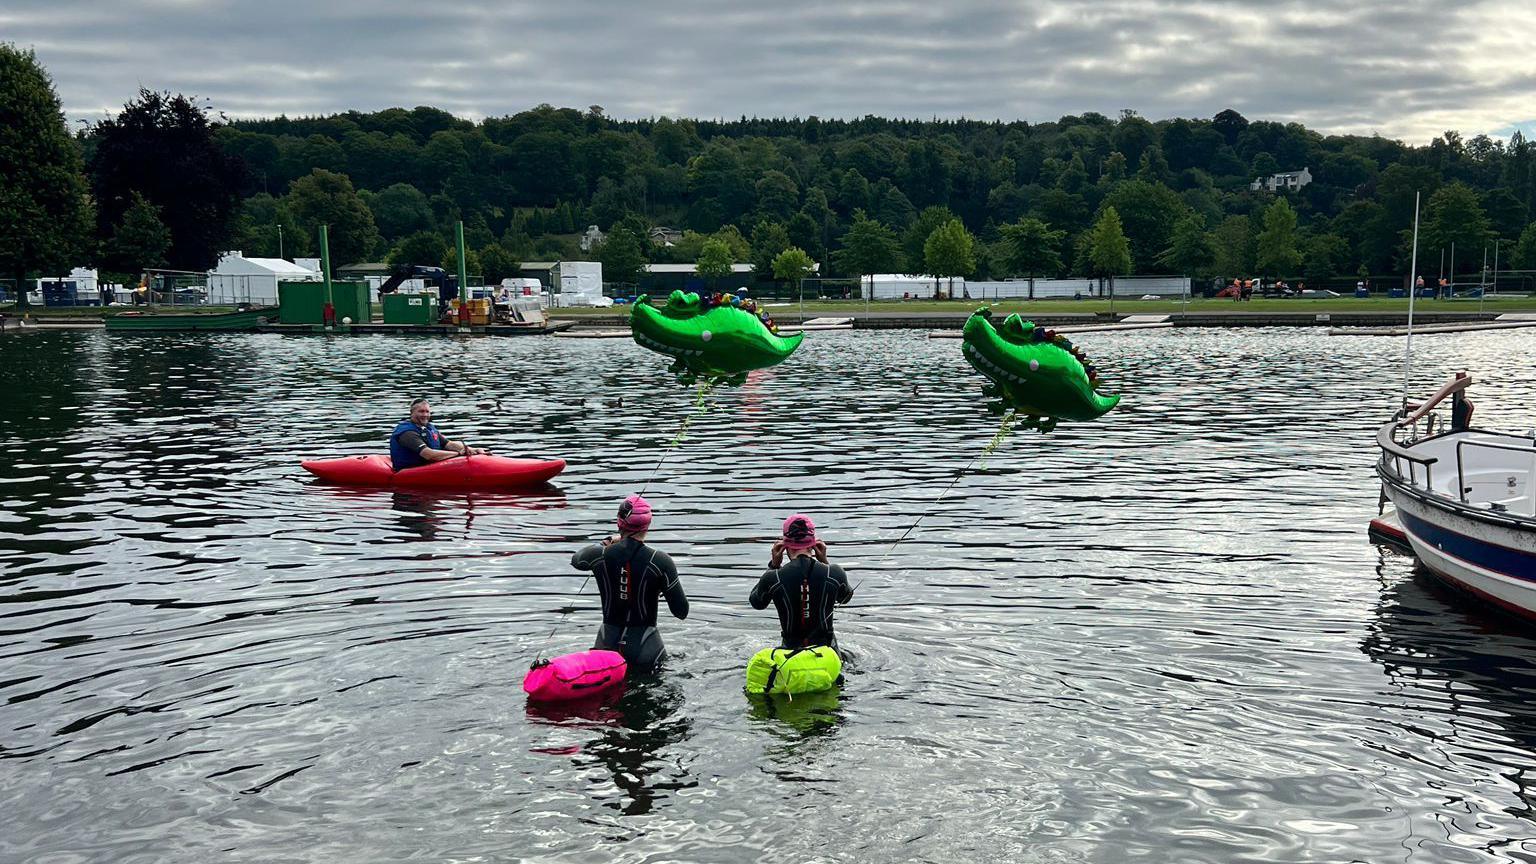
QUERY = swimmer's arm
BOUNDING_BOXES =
[831,564,853,603]
[571,544,603,570]
[749,570,777,609]
[655,551,688,620]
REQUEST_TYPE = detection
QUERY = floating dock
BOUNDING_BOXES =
[1328,314,1536,337]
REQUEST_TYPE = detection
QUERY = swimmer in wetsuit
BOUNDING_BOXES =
[749,514,853,649]
[570,494,688,672]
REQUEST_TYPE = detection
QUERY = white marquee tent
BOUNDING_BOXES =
[206,252,319,305]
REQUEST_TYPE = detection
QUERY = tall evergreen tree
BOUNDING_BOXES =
[1087,206,1132,296]
[1255,198,1303,276]
[1158,213,1214,276]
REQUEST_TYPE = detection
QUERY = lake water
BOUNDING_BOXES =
[4,327,1536,863]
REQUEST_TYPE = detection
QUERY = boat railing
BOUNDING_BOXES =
[1378,422,1437,491]
[1455,439,1536,517]
[1379,373,1474,492]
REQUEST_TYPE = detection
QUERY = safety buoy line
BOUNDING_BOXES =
[535,379,717,664]
[638,377,716,496]
[849,409,1014,600]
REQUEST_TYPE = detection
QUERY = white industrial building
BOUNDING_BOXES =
[206,252,319,305]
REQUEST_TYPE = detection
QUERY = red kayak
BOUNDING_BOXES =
[301,454,566,489]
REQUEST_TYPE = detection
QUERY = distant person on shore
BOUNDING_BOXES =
[389,398,486,471]
[750,515,853,650]
[570,494,689,671]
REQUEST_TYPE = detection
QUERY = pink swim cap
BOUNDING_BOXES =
[781,513,817,551]
[617,494,652,532]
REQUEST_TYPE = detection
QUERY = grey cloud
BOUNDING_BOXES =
[4,0,1532,142]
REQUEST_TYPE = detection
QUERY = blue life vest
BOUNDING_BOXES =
[389,420,445,471]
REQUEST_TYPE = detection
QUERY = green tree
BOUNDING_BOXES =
[1510,222,1536,270]
[832,211,903,293]
[711,224,752,261]
[230,193,308,259]
[754,170,799,221]
[388,231,447,268]
[479,243,520,284]
[364,182,435,241]
[596,227,647,285]
[442,245,482,279]
[1087,206,1133,296]
[104,192,171,273]
[1157,213,1213,276]
[284,169,381,265]
[1421,182,1492,273]
[0,45,93,308]
[749,220,791,276]
[89,88,243,271]
[1136,145,1173,186]
[997,217,1066,277]
[771,245,816,298]
[1210,215,1255,277]
[923,218,976,299]
[902,205,957,270]
[1302,233,1349,285]
[1101,180,1187,275]
[695,237,734,283]
[1255,198,1303,276]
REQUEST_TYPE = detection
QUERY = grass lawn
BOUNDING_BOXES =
[549,295,1536,318]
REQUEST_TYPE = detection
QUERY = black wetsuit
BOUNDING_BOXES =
[570,537,688,671]
[749,556,853,649]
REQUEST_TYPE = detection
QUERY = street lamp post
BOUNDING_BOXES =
[277,224,284,259]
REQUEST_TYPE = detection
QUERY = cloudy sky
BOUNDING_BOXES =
[6,0,1534,143]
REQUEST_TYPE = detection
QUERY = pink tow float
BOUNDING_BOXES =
[523,650,627,702]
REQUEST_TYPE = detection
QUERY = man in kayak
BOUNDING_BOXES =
[570,495,689,672]
[750,514,853,649]
[389,398,486,471]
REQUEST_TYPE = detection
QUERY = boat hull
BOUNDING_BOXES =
[301,454,566,489]
[1382,483,1536,621]
[105,308,273,331]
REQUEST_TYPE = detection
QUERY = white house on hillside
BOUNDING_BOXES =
[1250,167,1313,192]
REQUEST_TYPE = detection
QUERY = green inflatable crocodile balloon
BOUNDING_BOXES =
[961,308,1120,428]
[631,290,804,384]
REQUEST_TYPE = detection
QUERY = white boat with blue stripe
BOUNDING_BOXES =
[1378,374,1536,620]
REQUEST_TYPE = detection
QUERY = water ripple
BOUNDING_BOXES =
[2,328,1536,863]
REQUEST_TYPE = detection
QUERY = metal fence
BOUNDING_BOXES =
[1,272,223,308]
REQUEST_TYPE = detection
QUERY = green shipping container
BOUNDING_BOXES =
[277,281,371,325]
[382,293,439,325]
[331,281,370,325]
[278,281,324,324]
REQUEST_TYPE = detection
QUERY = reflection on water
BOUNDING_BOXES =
[1363,553,1536,855]
[526,679,695,817]
[747,688,845,739]
[4,327,1536,862]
